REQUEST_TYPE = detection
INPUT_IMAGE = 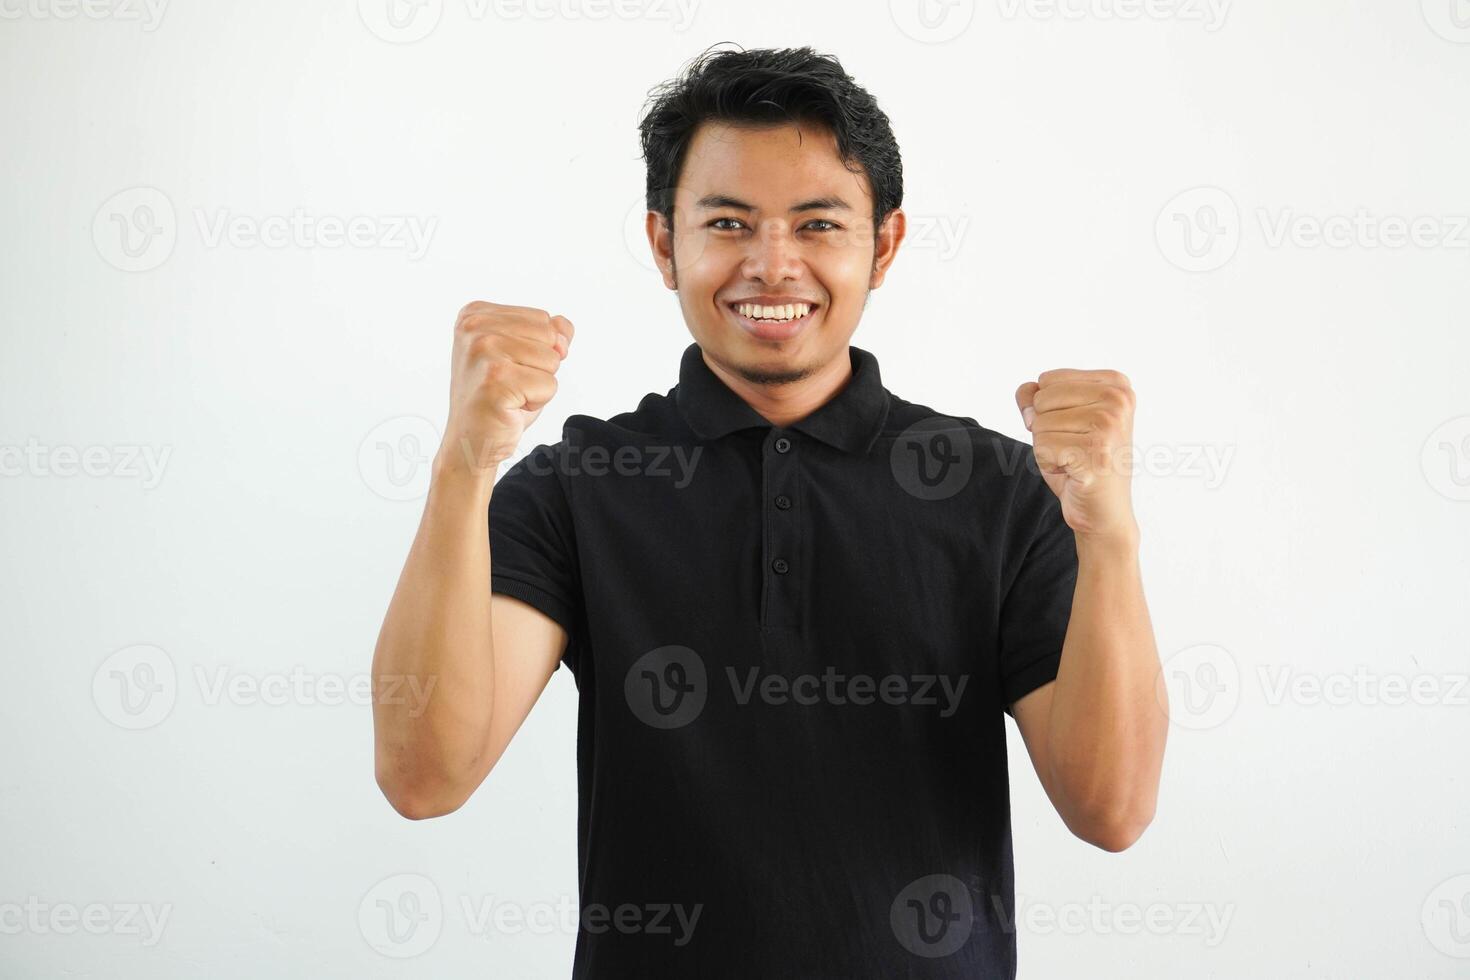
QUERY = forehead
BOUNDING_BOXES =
[678,120,871,208]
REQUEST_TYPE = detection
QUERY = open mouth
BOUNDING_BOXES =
[725,300,820,341]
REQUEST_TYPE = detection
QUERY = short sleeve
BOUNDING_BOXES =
[487,441,583,672]
[997,479,1078,715]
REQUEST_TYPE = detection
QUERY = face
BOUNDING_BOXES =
[646,120,905,385]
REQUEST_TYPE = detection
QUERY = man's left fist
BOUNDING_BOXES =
[1015,368,1139,543]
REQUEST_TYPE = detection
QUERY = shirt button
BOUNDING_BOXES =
[771,558,790,574]
[774,436,792,454]
[774,494,792,510]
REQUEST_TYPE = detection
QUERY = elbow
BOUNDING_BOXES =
[1069,800,1156,853]
[376,766,471,821]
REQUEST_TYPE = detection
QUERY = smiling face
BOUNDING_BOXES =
[647,120,905,386]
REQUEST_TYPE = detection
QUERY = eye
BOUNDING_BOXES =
[709,217,747,231]
[803,219,839,232]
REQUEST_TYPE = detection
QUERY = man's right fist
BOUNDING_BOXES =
[437,301,574,478]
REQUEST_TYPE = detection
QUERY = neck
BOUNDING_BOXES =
[702,346,854,429]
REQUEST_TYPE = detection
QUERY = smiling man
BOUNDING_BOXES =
[372,45,1168,979]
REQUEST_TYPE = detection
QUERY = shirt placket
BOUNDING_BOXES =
[761,428,802,630]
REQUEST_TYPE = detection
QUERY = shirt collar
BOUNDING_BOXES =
[675,341,891,455]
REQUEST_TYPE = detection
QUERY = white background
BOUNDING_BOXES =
[2,1,1468,976]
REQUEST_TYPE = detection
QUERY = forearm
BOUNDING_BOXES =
[371,456,500,810]
[1045,528,1167,843]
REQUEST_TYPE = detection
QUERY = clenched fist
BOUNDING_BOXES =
[436,301,574,481]
[1015,369,1138,543]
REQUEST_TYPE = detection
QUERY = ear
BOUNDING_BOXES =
[646,210,677,290]
[868,207,907,290]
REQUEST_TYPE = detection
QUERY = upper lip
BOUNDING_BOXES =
[726,296,820,308]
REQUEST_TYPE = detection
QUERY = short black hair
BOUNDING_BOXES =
[638,44,903,245]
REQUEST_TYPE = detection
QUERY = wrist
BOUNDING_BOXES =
[430,443,503,500]
[1073,520,1140,563]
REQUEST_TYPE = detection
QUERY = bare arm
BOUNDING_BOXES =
[371,301,575,820]
[1011,531,1167,851]
[371,460,566,820]
[1010,368,1167,851]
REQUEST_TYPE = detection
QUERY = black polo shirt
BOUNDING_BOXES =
[487,341,1078,979]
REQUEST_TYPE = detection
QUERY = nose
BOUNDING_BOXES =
[740,217,803,284]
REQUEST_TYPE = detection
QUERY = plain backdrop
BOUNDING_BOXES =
[2,1,1468,977]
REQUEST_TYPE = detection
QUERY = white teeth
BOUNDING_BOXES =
[735,302,812,322]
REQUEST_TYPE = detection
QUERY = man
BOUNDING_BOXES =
[372,45,1167,979]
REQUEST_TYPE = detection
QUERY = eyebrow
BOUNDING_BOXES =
[695,194,853,214]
